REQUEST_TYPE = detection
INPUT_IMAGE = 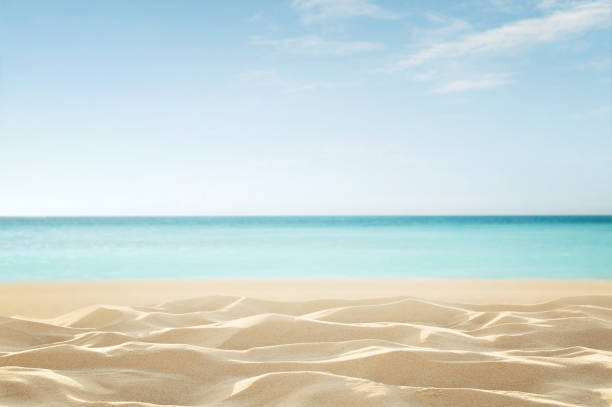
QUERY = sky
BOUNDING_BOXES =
[0,0,610,216]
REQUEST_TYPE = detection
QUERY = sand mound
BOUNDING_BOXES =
[1,295,611,406]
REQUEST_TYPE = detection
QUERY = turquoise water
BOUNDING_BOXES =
[0,216,610,281]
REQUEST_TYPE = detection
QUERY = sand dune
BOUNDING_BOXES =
[1,295,611,406]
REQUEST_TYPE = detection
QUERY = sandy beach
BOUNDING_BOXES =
[1,280,611,406]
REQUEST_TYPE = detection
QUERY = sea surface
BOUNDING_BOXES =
[0,216,610,281]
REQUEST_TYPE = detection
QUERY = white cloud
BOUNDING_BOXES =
[572,105,612,119]
[484,0,571,12]
[248,12,263,23]
[433,19,473,35]
[291,0,398,23]
[537,0,576,9]
[417,14,473,40]
[538,0,561,8]
[590,105,612,114]
[412,70,437,82]
[431,74,514,93]
[487,0,530,13]
[574,56,612,70]
[236,69,336,94]
[250,35,384,56]
[394,0,611,69]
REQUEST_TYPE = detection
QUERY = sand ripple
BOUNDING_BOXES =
[1,295,611,406]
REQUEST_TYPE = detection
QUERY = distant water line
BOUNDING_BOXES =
[0,216,610,281]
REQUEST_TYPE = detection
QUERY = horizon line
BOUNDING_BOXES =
[1,214,611,218]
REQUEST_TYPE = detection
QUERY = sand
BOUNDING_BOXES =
[1,280,611,406]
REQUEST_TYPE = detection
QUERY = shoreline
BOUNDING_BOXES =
[1,278,610,318]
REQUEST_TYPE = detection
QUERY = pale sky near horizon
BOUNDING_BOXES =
[1,0,611,216]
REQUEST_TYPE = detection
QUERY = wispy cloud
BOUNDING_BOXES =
[417,14,473,40]
[412,70,437,82]
[572,56,612,71]
[393,0,611,69]
[248,12,263,23]
[483,0,573,13]
[250,35,384,56]
[291,0,398,23]
[430,18,473,36]
[572,105,612,119]
[431,73,514,94]
[487,0,532,13]
[537,0,577,10]
[237,69,337,94]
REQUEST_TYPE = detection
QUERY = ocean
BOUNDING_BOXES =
[0,216,610,281]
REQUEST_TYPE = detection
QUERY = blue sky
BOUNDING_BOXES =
[0,0,610,215]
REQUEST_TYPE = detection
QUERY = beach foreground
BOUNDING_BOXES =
[1,280,611,406]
